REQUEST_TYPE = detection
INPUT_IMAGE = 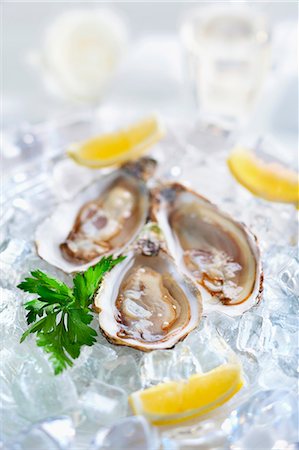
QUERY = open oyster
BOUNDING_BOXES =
[36,158,156,273]
[151,183,263,316]
[94,233,202,351]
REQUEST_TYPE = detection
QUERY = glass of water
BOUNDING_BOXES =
[181,5,271,120]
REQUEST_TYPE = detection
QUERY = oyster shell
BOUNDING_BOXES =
[94,236,202,351]
[36,158,156,273]
[151,183,262,316]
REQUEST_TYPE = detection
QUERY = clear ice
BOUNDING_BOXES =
[1,118,298,449]
[90,416,160,450]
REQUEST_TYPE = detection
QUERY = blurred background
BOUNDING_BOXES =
[3,1,298,152]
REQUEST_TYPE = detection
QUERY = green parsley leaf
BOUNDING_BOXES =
[73,255,125,308]
[18,255,125,374]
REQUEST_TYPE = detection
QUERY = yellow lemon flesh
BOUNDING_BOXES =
[227,147,299,206]
[67,116,165,168]
[129,363,243,426]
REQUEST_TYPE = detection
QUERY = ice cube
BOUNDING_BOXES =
[279,264,299,298]
[241,203,297,251]
[270,324,297,358]
[223,389,299,448]
[90,416,160,450]
[258,356,297,392]
[205,311,240,351]
[236,312,272,356]
[264,245,299,298]
[113,344,143,364]
[268,318,299,379]
[263,245,292,275]
[70,343,117,394]
[7,193,54,242]
[139,350,175,388]
[160,437,180,450]
[262,276,298,320]
[12,357,78,421]
[261,281,285,314]
[184,326,228,373]
[162,418,227,450]
[79,380,127,426]
[0,288,27,339]
[9,416,75,450]
[0,344,41,408]
[39,416,75,449]
[1,374,15,409]
[100,355,141,393]
[0,288,18,327]
[238,353,260,386]
[19,253,73,288]
[0,406,30,441]
[140,323,233,389]
[170,343,201,379]
[269,312,298,334]
[0,239,32,265]
[0,240,32,288]
[139,344,201,388]
[10,428,60,450]
[277,350,299,379]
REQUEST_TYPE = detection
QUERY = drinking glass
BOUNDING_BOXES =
[181,5,271,120]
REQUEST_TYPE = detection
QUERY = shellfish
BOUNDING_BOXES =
[151,183,263,315]
[94,228,202,350]
[36,158,156,273]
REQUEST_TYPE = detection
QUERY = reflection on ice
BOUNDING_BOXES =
[90,416,159,450]
[1,118,298,449]
[223,389,299,449]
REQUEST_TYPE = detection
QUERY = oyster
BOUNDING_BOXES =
[151,183,262,315]
[36,158,156,273]
[94,234,202,351]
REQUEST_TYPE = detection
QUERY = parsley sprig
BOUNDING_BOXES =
[18,256,125,374]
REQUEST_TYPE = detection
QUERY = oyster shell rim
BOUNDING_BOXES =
[93,249,203,352]
[35,169,150,274]
[150,182,263,316]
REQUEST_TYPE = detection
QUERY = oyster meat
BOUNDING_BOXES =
[94,241,202,351]
[36,158,156,273]
[151,183,262,315]
[60,179,139,263]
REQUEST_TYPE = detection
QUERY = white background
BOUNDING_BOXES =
[2,0,298,136]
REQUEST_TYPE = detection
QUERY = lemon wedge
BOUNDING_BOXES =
[227,147,299,206]
[67,116,165,168]
[129,363,243,426]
